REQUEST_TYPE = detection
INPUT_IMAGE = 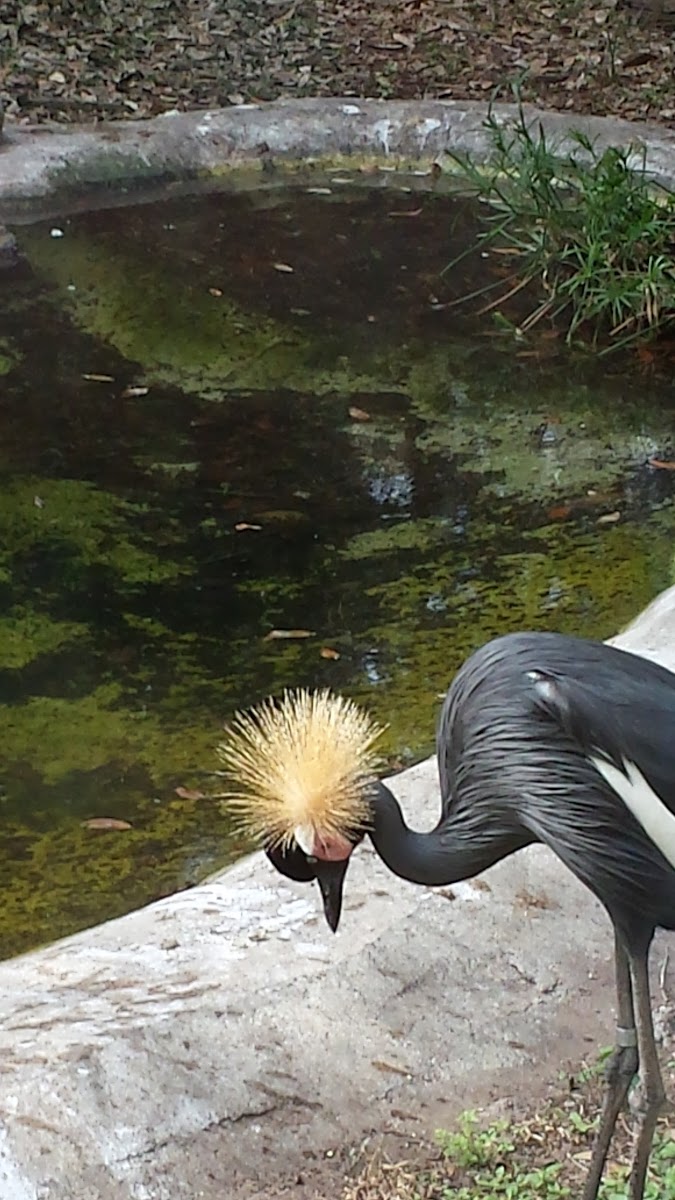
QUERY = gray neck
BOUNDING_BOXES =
[367,780,532,887]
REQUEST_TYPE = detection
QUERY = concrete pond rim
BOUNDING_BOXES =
[1,97,675,225]
[0,587,674,1198]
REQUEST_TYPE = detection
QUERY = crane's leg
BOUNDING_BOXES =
[626,943,665,1200]
[581,931,638,1200]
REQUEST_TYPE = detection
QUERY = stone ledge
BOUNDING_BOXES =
[0,586,674,1199]
[1,98,675,220]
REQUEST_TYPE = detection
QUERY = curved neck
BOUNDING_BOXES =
[367,781,532,887]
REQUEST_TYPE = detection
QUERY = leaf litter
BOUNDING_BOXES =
[0,0,673,128]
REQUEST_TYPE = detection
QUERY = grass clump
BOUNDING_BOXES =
[344,1095,675,1199]
[446,102,675,354]
[435,1110,516,1170]
[435,1111,571,1198]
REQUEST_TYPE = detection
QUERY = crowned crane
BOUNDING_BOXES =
[219,630,675,1200]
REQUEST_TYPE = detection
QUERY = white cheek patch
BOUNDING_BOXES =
[294,825,315,856]
[591,755,675,870]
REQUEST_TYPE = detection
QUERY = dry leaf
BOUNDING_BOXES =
[208,287,223,297]
[272,262,294,273]
[235,522,262,531]
[387,207,423,218]
[320,646,340,660]
[82,373,114,382]
[82,817,132,831]
[33,495,44,509]
[392,31,415,48]
[121,385,149,398]
[623,51,655,68]
[264,629,315,640]
[597,511,621,524]
[174,786,206,801]
[348,406,371,421]
[5,0,674,141]
[547,505,572,520]
[649,457,675,471]
[370,1059,412,1077]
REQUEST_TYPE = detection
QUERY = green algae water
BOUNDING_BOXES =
[0,183,673,960]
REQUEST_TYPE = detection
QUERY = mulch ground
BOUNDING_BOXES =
[0,0,673,129]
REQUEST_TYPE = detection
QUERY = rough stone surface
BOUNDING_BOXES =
[0,224,18,265]
[1,587,675,1199]
[2,98,675,221]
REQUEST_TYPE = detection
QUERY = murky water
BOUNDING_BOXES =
[0,183,673,959]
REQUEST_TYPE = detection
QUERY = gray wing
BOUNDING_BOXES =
[436,631,675,821]
[527,654,675,819]
[435,631,675,931]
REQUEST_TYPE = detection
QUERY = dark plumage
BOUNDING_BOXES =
[222,630,675,1200]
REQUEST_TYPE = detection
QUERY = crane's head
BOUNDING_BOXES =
[217,689,385,932]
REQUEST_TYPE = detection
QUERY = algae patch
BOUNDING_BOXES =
[0,338,20,376]
[19,227,313,400]
[0,611,87,670]
[0,477,190,586]
[1,187,673,960]
[348,515,674,756]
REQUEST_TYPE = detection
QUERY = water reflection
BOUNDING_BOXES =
[0,186,670,958]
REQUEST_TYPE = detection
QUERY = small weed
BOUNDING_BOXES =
[449,1160,570,1199]
[564,1044,614,1089]
[436,1111,569,1198]
[445,94,675,354]
[436,1110,515,1168]
[345,1096,675,1199]
[568,1108,597,1135]
[598,1130,675,1199]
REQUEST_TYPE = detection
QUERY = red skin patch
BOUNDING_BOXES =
[311,831,354,861]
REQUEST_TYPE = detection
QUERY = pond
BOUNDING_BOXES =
[0,180,673,960]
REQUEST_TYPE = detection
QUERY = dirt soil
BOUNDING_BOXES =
[205,1070,672,1200]
[0,0,673,130]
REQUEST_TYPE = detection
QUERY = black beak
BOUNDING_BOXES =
[315,858,350,933]
[265,842,355,933]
